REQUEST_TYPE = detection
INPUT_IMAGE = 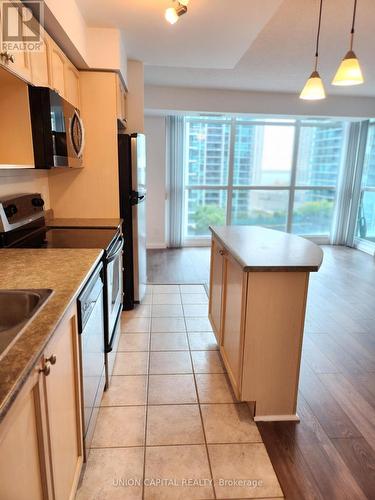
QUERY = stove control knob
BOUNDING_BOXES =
[4,204,18,218]
[31,197,45,208]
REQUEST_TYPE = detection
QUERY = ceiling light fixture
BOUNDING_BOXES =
[300,0,326,100]
[165,1,188,25]
[332,0,363,86]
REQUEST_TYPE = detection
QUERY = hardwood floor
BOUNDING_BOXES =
[258,246,375,499]
[147,245,375,499]
[147,247,211,284]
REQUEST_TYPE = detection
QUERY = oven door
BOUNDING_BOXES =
[106,234,124,342]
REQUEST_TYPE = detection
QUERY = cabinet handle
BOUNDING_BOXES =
[46,354,57,365]
[0,52,15,63]
[219,249,226,256]
[40,363,51,376]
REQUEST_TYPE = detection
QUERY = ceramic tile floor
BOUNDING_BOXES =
[76,284,284,500]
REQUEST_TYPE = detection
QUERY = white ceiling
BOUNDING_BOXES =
[76,0,375,97]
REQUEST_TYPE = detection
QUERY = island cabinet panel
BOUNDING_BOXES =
[241,272,309,417]
[208,238,225,343]
[220,253,247,398]
[44,304,83,500]
[0,303,83,500]
[209,226,322,421]
[0,367,49,500]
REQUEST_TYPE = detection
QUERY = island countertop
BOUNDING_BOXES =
[0,248,103,422]
[210,225,323,272]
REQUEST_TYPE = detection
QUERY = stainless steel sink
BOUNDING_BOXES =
[0,289,53,360]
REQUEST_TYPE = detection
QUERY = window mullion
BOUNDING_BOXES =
[287,121,301,233]
[226,117,236,225]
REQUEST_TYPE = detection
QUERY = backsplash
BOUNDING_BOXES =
[0,170,50,208]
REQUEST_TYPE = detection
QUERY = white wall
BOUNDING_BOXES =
[86,28,128,87]
[0,170,51,207]
[43,0,128,84]
[145,116,167,249]
[145,85,375,119]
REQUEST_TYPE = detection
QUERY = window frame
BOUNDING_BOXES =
[353,121,375,253]
[182,116,346,245]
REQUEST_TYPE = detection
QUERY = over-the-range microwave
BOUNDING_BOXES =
[0,66,84,169]
[29,86,85,169]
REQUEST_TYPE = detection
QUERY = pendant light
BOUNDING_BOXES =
[332,0,363,85]
[165,1,188,24]
[300,0,326,100]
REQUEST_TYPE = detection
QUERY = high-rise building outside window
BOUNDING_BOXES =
[183,116,347,242]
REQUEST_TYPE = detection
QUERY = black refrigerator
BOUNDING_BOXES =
[118,133,147,310]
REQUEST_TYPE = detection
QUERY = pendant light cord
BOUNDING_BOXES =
[314,0,323,70]
[350,0,358,50]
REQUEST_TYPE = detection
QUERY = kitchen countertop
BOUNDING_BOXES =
[48,218,122,229]
[210,225,323,272]
[0,248,103,422]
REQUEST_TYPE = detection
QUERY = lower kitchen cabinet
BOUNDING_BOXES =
[220,252,247,398]
[0,368,48,499]
[0,302,83,500]
[208,238,225,343]
[44,303,83,500]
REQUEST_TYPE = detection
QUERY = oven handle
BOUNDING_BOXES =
[107,236,124,263]
[105,304,122,353]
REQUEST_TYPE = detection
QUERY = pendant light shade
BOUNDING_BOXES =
[165,7,179,24]
[332,0,364,86]
[332,51,364,86]
[300,71,326,100]
[300,0,326,100]
[165,2,188,24]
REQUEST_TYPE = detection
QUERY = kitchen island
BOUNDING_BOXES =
[209,225,323,422]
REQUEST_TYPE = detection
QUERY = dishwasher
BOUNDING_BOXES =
[78,262,105,458]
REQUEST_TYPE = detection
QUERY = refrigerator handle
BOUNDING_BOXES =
[130,191,146,205]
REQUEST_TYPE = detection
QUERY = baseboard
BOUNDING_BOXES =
[254,414,300,422]
[146,243,167,249]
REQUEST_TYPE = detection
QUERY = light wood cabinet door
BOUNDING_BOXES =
[48,39,66,97]
[30,34,50,87]
[220,253,246,398]
[0,3,31,82]
[64,61,80,109]
[0,304,83,500]
[43,304,83,500]
[0,364,50,500]
[209,238,225,344]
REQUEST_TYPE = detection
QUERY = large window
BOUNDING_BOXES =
[356,122,375,243]
[183,116,346,241]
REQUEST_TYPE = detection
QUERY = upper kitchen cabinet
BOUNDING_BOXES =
[48,38,66,97]
[0,2,32,82]
[47,36,80,109]
[29,33,51,87]
[116,74,127,126]
[64,61,80,109]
